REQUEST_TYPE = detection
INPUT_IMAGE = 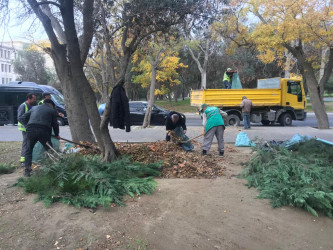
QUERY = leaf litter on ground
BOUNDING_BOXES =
[76,141,227,178]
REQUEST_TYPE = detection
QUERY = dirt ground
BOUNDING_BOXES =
[1,142,333,250]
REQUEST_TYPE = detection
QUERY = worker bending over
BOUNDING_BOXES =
[165,111,193,151]
[18,99,60,177]
[200,104,225,157]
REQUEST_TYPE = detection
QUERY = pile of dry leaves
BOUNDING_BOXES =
[117,141,226,178]
[74,141,229,178]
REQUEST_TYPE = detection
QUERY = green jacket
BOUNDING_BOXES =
[204,107,224,133]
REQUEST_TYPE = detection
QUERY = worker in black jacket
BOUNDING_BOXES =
[110,85,131,132]
[18,99,60,177]
[165,111,187,141]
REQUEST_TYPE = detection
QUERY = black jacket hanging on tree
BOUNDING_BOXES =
[109,85,131,132]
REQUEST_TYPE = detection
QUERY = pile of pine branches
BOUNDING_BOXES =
[241,139,333,218]
[16,155,161,208]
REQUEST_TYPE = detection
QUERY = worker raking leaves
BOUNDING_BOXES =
[165,111,194,151]
[200,103,225,157]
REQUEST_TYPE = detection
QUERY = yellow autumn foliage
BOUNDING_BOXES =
[215,0,333,67]
[248,0,333,64]
[132,49,187,95]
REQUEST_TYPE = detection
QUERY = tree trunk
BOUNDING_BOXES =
[305,74,329,129]
[284,49,291,78]
[60,0,118,160]
[286,43,330,129]
[143,66,157,128]
[167,92,173,107]
[52,46,95,143]
[27,0,96,143]
[188,44,208,89]
[201,70,207,89]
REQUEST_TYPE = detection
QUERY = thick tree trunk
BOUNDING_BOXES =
[51,47,95,142]
[286,43,330,129]
[61,1,117,160]
[304,72,329,129]
[27,0,96,143]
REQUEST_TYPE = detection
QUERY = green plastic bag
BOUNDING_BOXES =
[231,72,242,89]
[32,136,60,163]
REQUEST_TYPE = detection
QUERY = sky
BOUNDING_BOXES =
[0,1,47,44]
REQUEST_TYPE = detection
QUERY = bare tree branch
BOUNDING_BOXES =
[36,1,62,9]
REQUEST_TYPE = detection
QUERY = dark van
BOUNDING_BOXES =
[0,81,68,126]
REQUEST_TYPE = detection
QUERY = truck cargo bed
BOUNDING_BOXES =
[191,89,281,107]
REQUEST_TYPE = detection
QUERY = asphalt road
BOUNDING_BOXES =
[1,113,332,143]
[186,113,333,127]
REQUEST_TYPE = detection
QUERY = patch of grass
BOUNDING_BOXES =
[16,154,161,208]
[127,238,149,250]
[155,99,197,113]
[0,163,16,175]
[241,139,333,218]
[306,101,333,112]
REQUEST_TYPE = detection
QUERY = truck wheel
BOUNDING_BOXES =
[280,113,292,126]
[227,114,240,126]
[57,117,65,126]
[261,120,270,126]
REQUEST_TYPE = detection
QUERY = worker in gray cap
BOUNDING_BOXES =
[240,96,253,129]
[38,92,51,105]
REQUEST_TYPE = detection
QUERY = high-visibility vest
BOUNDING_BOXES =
[18,102,28,132]
[38,100,44,105]
[223,72,231,82]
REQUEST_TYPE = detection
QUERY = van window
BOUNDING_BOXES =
[0,91,42,106]
[51,94,64,106]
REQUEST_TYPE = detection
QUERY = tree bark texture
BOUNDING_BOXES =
[285,43,330,129]
[28,0,118,160]
[143,64,158,128]
[60,0,117,160]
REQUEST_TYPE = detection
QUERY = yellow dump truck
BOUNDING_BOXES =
[191,78,307,126]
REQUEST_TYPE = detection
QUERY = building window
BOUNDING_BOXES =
[9,65,11,73]
[7,51,10,59]
[9,78,12,82]
[2,78,4,84]
[5,64,7,72]
[4,50,6,58]
[1,64,3,72]
[0,49,2,58]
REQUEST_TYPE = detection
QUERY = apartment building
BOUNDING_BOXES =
[0,44,17,84]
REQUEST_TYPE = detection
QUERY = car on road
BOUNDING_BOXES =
[98,101,185,126]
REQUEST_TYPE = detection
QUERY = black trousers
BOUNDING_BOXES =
[25,126,52,173]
